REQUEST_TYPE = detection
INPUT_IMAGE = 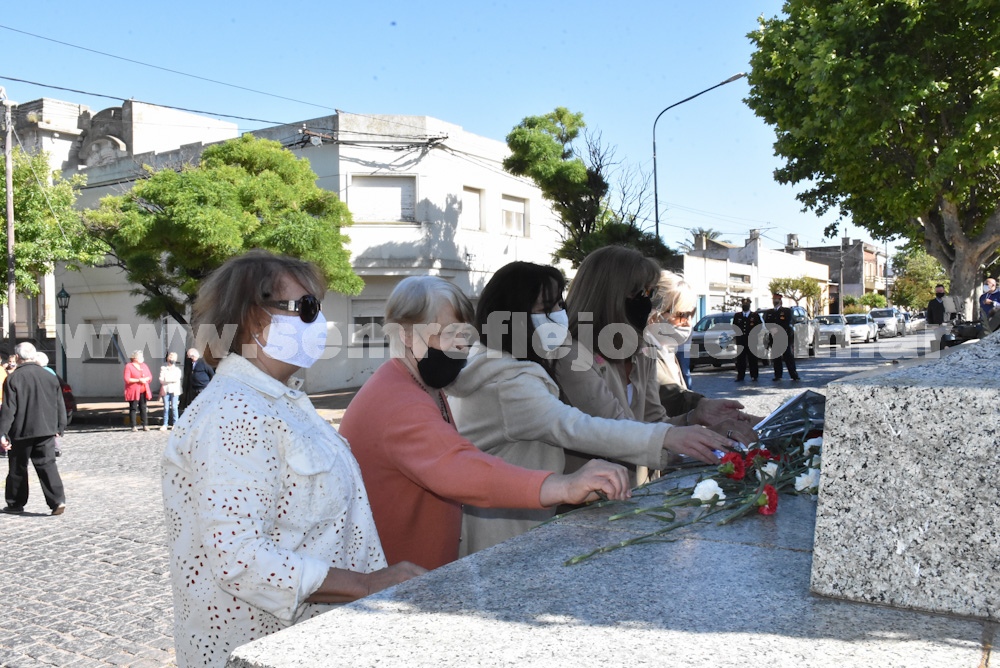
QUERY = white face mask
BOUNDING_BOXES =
[530,309,570,353]
[254,313,328,369]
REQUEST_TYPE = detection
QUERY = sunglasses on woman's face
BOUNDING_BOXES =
[266,294,322,323]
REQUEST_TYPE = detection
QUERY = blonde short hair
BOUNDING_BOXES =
[655,271,696,318]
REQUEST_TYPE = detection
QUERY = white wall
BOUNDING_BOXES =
[58,113,564,396]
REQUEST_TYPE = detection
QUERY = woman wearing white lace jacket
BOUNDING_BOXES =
[161,251,423,668]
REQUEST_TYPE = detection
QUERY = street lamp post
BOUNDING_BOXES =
[652,73,747,241]
[56,284,70,382]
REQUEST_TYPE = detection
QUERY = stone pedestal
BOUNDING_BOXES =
[228,478,988,668]
[811,334,1000,619]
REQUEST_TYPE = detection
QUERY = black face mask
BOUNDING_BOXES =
[416,345,467,389]
[624,295,653,331]
[936,294,945,300]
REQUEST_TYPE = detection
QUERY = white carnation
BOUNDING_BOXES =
[795,468,821,493]
[803,437,823,454]
[691,479,726,506]
[756,461,779,481]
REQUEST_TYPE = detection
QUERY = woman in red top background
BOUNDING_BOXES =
[123,350,153,431]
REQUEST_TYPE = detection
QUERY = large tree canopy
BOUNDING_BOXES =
[0,147,99,300]
[84,134,362,323]
[504,107,675,267]
[747,0,1000,316]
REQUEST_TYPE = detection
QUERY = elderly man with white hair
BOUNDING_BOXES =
[0,342,68,515]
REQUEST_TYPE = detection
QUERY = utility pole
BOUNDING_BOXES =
[1,87,15,345]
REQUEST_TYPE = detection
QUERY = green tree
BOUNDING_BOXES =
[768,276,823,315]
[858,292,888,309]
[84,135,362,324]
[577,221,677,268]
[0,147,100,299]
[891,245,948,310]
[747,0,1000,317]
[504,107,676,267]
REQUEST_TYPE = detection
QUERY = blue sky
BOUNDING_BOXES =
[1,1,888,254]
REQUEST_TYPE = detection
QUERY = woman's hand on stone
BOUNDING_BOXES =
[707,418,757,447]
[365,561,427,596]
[692,398,763,427]
[540,459,631,507]
[663,425,735,465]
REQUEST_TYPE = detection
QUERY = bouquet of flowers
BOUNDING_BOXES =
[565,391,825,565]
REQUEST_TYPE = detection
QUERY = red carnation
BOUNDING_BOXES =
[756,485,779,515]
[718,452,745,480]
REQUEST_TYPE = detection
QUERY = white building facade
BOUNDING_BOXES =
[20,101,564,396]
[684,230,831,318]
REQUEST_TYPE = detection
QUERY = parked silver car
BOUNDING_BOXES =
[688,312,739,368]
[816,314,851,348]
[870,307,905,337]
[844,313,879,343]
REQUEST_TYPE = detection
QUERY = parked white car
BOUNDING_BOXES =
[816,314,851,348]
[845,313,879,343]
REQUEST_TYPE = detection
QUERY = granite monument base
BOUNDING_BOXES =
[811,333,1000,619]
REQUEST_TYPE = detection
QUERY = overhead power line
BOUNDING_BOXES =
[0,23,336,113]
[0,75,290,125]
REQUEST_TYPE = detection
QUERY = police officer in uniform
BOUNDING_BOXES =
[733,298,763,382]
[764,292,799,381]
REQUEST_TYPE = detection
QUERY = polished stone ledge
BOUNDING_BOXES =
[812,332,1000,620]
[228,477,989,668]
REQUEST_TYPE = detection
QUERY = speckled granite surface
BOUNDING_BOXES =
[227,478,989,668]
[812,332,1000,620]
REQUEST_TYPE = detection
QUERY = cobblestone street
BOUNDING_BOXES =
[0,426,176,668]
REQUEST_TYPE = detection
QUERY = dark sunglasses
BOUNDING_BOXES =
[266,294,322,323]
[633,287,658,300]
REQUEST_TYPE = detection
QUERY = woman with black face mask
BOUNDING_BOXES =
[340,275,631,571]
[554,246,748,484]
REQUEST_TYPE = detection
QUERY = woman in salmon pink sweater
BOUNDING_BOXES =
[339,276,631,571]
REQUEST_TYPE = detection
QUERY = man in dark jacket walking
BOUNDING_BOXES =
[0,342,68,515]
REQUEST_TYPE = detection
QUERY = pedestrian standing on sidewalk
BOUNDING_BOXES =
[123,350,153,431]
[0,342,68,515]
[733,298,763,382]
[181,347,214,412]
[158,352,182,431]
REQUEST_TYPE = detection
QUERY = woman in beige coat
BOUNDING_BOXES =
[448,261,736,555]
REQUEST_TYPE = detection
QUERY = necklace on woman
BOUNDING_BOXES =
[401,362,451,424]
